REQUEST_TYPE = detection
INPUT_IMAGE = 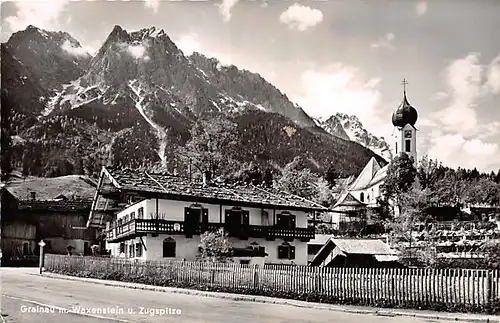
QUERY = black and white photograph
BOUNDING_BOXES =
[1,0,500,322]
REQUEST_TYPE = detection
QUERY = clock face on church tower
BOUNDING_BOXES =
[404,130,412,138]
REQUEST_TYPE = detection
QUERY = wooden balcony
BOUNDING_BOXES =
[106,219,315,243]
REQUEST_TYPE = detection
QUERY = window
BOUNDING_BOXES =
[277,243,295,260]
[23,242,30,255]
[119,242,125,253]
[276,212,296,230]
[360,192,364,202]
[135,243,143,257]
[225,208,250,237]
[137,207,144,219]
[163,237,176,257]
[184,206,208,238]
[130,212,136,220]
[250,243,265,255]
[240,260,250,265]
[395,143,398,154]
[129,244,135,258]
[255,246,265,254]
[405,139,411,152]
[367,195,370,202]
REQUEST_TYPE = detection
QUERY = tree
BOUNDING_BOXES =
[463,178,500,206]
[197,228,233,262]
[179,117,238,178]
[381,153,417,201]
[276,157,318,200]
[479,239,500,269]
[495,169,500,184]
[276,157,333,205]
[417,155,441,191]
[262,168,274,188]
[316,223,335,234]
[1,129,12,181]
[324,165,340,188]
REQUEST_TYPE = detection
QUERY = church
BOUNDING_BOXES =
[333,80,419,212]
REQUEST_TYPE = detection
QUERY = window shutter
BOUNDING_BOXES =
[202,208,209,223]
[277,245,286,259]
[136,243,142,257]
[242,211,250,226]
[289,246,295,260]
[277,214,283,227]
[184,207,190,222]
[290,215,296,229]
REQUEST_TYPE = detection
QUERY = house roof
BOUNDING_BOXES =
[331,238,396,255]
[310,237,397,266]
[96,167,328,211]
[4,175,97,202]
[16,201,92,212]
[308,234,332,246]
[332,192,366,209]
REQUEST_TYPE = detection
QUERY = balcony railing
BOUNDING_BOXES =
[106,219,315,242]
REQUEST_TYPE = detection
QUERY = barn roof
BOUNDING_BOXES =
[331,238,396,255]
[4,175,96,202]
[310,237,397,266]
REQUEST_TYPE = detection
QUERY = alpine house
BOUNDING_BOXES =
[86,167,329,265]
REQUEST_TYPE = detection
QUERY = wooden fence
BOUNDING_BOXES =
[45,254,500,309]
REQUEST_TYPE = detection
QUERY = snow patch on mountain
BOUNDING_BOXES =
[128,79,168,166]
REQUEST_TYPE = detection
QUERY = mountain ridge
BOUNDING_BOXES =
[1,25,388,180]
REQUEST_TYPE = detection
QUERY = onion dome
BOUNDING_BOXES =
[391,91,418,127]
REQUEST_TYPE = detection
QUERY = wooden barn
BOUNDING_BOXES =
[310,237,402,268]
[1,175,99,264]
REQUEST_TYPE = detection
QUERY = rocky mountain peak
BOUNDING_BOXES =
[4,25,90,91]
[333,113,391,160]
[2,24,385,180]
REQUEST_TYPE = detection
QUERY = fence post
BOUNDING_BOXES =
[486,270,492,308]
[253,264,259,290]
[317,267,322,294]
[38,240,46,275]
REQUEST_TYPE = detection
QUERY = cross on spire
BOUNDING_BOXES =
[401,78,408,94]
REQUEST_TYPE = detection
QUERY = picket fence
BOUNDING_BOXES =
[45,254,500,308]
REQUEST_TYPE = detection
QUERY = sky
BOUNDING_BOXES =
[1,0,500,173]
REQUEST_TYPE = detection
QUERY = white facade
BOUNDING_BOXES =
[106,198,311,266]
[392,123,417,165]
[106,234,307,265]
[111,199,308,227]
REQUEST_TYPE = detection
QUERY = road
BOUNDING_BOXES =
[0,268,443,323]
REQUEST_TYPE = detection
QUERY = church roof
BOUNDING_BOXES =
[349,158,389,191]
[392,92,418,128]
[349,157,382,190]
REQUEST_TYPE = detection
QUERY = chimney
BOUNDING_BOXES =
[30,192,36,201]
[202,171,211,186]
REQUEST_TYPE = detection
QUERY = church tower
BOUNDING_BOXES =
[391,79,418,165]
